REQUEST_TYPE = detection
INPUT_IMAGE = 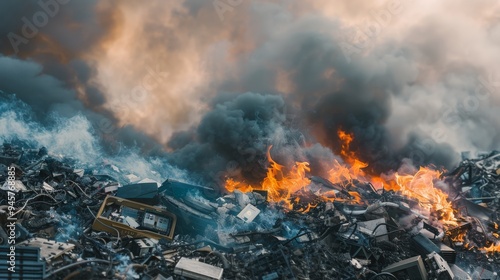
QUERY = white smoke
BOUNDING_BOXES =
[0,93,189,182]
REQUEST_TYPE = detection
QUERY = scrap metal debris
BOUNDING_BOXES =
[1,143,500,279]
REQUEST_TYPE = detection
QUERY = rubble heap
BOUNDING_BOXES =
[1,142,500,280]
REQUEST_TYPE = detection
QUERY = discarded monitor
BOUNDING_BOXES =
[437,242,456,264]
[92,196,176,240]
[382,255,428,280]
[426,252,454,280]
[174,257,223,280]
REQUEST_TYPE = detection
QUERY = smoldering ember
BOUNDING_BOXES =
[0,1,500,280]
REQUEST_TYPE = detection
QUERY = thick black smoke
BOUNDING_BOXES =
[168,92,285,185]
[2,0,497,187]
[0,0,162,155]
[204,11,464,174]
[168,92,339,185]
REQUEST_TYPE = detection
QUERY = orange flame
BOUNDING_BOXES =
[338,129,355,160]
[449,231,467,243]
[262,146,311,208]
[225,178,253,193]
[224,146,311,210]
[483,243,500,253]
[328,158,368,186]
[225,129,456,221]
[390,167,457,226]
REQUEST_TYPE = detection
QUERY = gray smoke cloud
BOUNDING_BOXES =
[1,0,498,186]
[0,0,164,154]
[189,0,498,174]
[162,2,441,178]
[0,92,188,183]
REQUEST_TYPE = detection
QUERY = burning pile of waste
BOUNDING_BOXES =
[2,0,500,278]
[1,139,500,280]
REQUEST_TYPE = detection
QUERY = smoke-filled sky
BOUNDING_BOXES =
[1,0,499,184]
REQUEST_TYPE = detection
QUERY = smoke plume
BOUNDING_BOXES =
[1,0,499,186]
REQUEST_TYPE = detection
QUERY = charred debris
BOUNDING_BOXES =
[1,143,500,280]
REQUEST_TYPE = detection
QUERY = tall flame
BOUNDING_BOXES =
[329,130,369,185]
[262,146,311,208]
[225,146,311,210]
[392,167,457,226]
[338,129,355,160]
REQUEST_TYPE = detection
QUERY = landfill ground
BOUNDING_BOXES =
[2,1,500,279]
[1,142,500,279]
